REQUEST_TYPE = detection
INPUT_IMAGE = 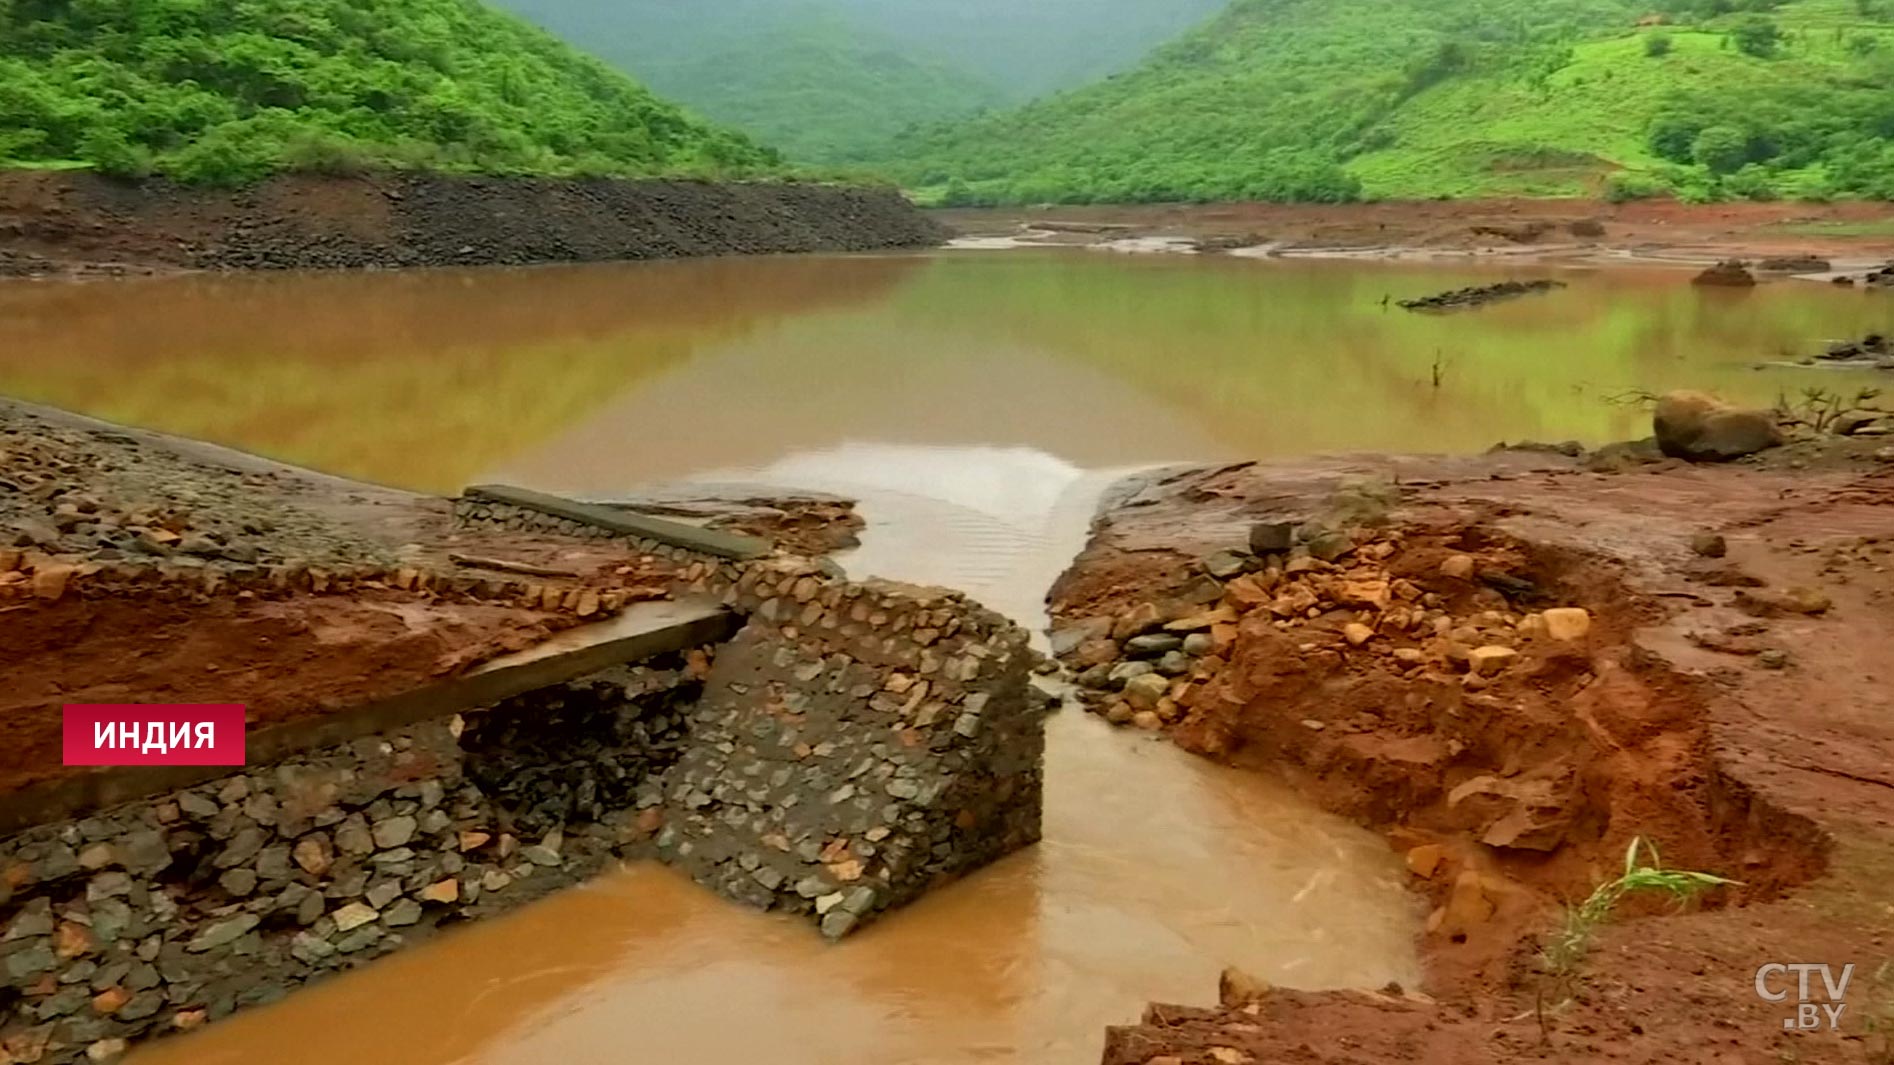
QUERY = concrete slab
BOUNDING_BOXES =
[464,484,769,559]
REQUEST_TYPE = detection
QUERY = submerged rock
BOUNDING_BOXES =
[1398,278,1565,312]
[1691,259,1756,286]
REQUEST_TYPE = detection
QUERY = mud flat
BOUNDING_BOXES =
[0,399,1042,1064]
[1048,439,1894,1063]
[0,171,944,278]
[937,198,1894,268]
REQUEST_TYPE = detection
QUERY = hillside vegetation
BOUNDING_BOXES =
[889,0,1894,205]
[0,0,776,185]
[639,15,1007,165]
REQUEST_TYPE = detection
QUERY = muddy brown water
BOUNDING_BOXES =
[3,250,1889,1064]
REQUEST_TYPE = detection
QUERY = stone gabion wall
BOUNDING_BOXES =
[656,557,1046,939]
[0,659,700,1065]
[0,546,1048,1061]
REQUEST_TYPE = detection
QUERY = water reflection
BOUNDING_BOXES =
[4,251,1886,495]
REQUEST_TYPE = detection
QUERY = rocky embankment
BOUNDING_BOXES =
[0,170,945,277]
[1051,402,1894,1064]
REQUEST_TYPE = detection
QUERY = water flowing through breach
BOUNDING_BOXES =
[137,442,1422,1065]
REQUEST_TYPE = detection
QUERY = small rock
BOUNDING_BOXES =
[1122,672,1171,711]
[185,914,258,953]
[1426,871,1497,937]
[1154,650,1191,676]
[1182,633,1215,656]
[1405,844,1447,879]
[1540,608,1592,642]
[1201,550,1252,579]
[1301,526,1354,562]
[1758,649,1791,670]
[381,899,422,928]
[370,815,416,850]
[331,902,378,933]
[1690,532,1728,559]
[217,869,257,897]
[1343,623,1375,646]
[1467,646,1518,676]
[1110,602,1164,642]
[1248,522,1295,554]
[85,1039,128,1062]
[1439,555,1475,580]
[292,836,333,877]
[1123,633,1183,658]
[419,879,459,904]
[1131,711,1164,731]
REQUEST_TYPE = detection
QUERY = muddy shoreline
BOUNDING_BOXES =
[0,171,945,279]
[936,198,1894,270]
[1047,442,1894,1064]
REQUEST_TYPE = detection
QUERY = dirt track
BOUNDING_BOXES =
[1051,445,1894,1063]
[0,170,944,278]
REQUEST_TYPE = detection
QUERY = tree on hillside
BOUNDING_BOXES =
[1731,15,1780,56]
[1691,124,1749,173]
[1645,32,1674,56]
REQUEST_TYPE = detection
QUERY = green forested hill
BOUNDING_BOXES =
[496,0,1228,102]
[890,0,1894,204]
[0,0,776,184]
[641,16,1007,165]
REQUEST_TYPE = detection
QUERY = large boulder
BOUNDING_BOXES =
[1653,391,1783,461]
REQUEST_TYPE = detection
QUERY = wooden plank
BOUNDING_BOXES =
[0,599,739,837]
[463,484,769,560]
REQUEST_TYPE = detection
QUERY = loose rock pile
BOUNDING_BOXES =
[0,414,394,571]
[1060,522,1595,734]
